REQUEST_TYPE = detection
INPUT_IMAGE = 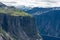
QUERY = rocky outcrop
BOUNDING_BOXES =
[0,13,42,40]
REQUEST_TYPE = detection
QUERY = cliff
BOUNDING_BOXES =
[0,13,42,40]
[0,2,42,40]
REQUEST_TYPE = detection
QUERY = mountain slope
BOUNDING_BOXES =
[25,7,60,15]
[25,7,52,14]
[0,7,31,16]
[16,6,32,11]
[0,13,42,40]
[35,10,60,40]
[0,2,42,40]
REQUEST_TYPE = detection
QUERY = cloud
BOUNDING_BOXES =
[37,0,60,2]
[0,0,60,7]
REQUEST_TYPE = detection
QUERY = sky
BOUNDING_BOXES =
[0,0,60,7]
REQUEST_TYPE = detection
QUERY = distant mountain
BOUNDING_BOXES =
[16,6,32,11]
[0,2,7,7]
[25,7,60,15]
[35,10,60,40]
[15,5,60,15]
[25,7,52,14]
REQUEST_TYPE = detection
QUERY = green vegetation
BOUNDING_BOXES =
[0,7,32,16]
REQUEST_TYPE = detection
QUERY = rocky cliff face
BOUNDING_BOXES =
[0,13,42,40]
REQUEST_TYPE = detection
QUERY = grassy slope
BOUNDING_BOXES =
[0,7,32,16]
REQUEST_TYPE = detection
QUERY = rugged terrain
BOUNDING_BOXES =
[0,2,42,40]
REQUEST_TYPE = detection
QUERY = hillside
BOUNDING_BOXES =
[0,7,31,16]
[35,10,60,40]
[0,2,42,40]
